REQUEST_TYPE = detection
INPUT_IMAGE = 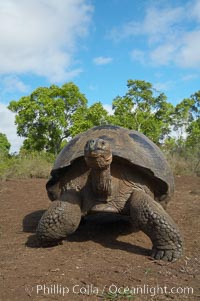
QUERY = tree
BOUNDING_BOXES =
[110,80,174,143]
[172,91,200,143]
[186,118,200,148]
[190,91,200,118]
[0,133,11,155]
[187,90,200,148]
[168,91,200,172]
[172,98,195,139]
[70,102,109,137]
[185,91,200,167]
[8,83,87,154]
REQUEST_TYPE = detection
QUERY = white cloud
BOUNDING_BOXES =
[130,49,145,64]
[176,30,200,68]
[61,68,83,82]
[110,1,200,69]
[0,103,24,153]
[141,6,184,42]
[150,30,200,68]
[88,84,97,91]
[150,43,177,65]
[154,81,174,92]
[109,5,184,42]
[1,75,29,94]
[0,0,93,82]
[190,0,200,22]
[103,104,114,115]
[181,73,198,81]
[93,56,113,66]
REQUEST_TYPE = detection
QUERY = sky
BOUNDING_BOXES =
[0,0,200,152]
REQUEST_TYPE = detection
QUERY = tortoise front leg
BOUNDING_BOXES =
[129,190,183,262]
[36,190,81,244]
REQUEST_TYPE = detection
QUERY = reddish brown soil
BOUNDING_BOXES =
[0,176,199,301]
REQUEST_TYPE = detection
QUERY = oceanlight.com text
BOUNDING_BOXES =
[25,283,194,297]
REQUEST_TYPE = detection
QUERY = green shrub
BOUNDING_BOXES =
[0,153,13,180]
[0,151,54,180]
[0,147,199,180]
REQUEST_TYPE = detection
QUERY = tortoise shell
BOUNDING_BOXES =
[49,125,174,196]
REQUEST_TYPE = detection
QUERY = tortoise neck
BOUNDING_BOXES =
[91,165,111,197]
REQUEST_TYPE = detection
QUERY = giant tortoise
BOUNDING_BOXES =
[36,125,183,262]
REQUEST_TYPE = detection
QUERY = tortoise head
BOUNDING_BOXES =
[84,138,112,169]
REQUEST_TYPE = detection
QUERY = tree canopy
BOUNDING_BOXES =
[185,92,200,151]
[0,133,11,155]
[70,102,109,137]
[7,79,200,159]
[8,82,112,154]
[8,83,88,154]
[110,80,174,143]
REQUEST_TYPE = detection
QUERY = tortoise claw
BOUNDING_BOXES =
[151,248,182,262]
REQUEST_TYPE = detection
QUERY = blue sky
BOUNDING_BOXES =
[0,0,200,152]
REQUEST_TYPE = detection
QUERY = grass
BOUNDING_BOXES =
[0,150,199,180]
[165,153,200,176]
[0,152,54,180]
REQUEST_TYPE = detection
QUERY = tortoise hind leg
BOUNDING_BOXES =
[36,191,81,244]
[129,190,183,262]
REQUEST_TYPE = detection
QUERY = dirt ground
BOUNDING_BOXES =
[0,176,199,301]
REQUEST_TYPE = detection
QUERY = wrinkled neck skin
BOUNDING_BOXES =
[90,165,111,197]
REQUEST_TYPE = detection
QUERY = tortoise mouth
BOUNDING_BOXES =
[87,150,103,158]
[84,153,112,169]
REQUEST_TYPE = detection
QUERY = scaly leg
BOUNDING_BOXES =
[130,190,183,262]
[36,190,81,243]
